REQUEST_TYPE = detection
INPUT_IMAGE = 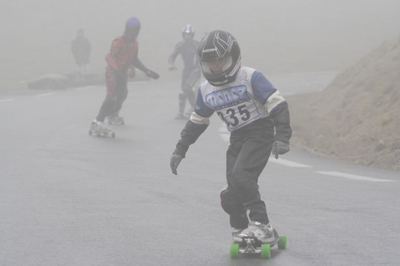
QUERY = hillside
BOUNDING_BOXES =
[288,35,400,171]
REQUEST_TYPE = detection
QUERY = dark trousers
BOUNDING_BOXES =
[178,68,201,113]
[96,70,128,122]
[220,128,274,229]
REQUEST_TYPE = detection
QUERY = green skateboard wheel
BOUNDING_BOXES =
[278,235,287,249]
[261,244,271,259]
[230,244,239,259]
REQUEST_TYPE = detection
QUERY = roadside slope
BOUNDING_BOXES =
[288,35,400,171]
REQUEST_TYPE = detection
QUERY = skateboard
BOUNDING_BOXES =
[88,128,116,138]
[230,229,287,259]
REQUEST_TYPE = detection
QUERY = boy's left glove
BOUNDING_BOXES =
[170,154,183,175]
[272,141,290,159]
[145,69,160,79]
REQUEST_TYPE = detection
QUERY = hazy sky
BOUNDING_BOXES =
[1,0,399,86]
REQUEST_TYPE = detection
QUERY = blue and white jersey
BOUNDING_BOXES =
[191,66,286,132]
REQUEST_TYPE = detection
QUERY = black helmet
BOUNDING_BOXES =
[182,24,195,40]
[197,30,241,86]
[124,17,141,41]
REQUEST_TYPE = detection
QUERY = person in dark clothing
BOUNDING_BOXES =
[90,17,159,133]
[71,29,91,74]
[168,24,201,119]
[170,30,292,244]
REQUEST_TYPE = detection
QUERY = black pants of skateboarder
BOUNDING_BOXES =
[96,70,128,122]
[220,117,274,229]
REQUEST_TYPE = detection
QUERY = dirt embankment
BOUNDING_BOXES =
[287,35,400,172]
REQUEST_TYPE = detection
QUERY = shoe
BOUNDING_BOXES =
[107,115,124,125]
[239,221,276,244]
[90,120,112,133]
[232,228,245,242]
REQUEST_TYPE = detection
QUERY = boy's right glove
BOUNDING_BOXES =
[272,141,290,159]
[170,154,183,175]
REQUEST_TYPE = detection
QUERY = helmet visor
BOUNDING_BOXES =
[200,56,232,75]
[182,33,193,40]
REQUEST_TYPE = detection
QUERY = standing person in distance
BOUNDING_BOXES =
[170,30,292,244]
[71,28,91,75]
[168,24,201,119]
[90,17,159,134]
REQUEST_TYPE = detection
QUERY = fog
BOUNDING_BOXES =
[1,0,400,88]
[2,2,400,264]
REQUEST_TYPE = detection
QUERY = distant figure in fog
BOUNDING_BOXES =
[170,30,292,245]
[89,17,159,135]
[168,24,201,120]
[71,28,91,74]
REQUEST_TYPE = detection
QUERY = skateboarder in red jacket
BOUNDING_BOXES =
[90,17,159,132]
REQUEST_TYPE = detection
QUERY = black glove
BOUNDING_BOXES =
[272,141,290,159]
[170,154,183,175]
[145,69,160,79]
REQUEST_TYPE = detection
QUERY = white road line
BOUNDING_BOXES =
[269,157,312,168]
[219,124,311,168]
[316,171,397,183]
[0,99,14,103]
[218,123,396,180]
[219,132,312,167]
[35,93,54,98]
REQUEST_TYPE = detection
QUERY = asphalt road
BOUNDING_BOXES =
[1,73,399,266]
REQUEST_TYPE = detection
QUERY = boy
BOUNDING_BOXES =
[168,24,201,119]
[170,30,292,243]
[90,17,159,132]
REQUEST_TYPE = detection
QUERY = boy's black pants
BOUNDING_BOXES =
[220,118,274,229]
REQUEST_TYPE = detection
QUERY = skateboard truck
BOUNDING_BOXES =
[230,229,287,259]
[242,237,258,253]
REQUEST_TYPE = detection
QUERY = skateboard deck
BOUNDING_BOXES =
[88,129,116,138]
